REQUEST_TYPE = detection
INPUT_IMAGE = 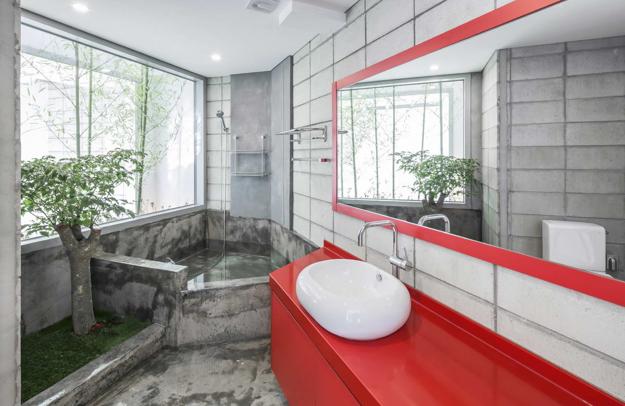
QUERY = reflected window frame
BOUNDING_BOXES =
[337,73,477,210]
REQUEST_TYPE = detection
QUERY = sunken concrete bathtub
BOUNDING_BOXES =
[91,215,316,347]
[22,211,315,405]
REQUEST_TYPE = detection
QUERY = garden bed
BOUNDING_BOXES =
[22,312,150,402]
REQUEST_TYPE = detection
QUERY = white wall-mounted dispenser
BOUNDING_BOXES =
[542,220,606,273]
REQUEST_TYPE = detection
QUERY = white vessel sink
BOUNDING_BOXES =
[296,259,411,340]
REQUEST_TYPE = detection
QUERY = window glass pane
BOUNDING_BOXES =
[20,24,197,237]
[375,87,394,200]
[338,78,466,203]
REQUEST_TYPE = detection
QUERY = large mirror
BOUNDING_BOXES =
[335,0,625,280]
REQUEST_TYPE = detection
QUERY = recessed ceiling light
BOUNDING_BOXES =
[211,54,222,62]
[72,2,89,13]
[430,64,440,71]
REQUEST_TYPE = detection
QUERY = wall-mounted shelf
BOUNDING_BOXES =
[276,126,327,144]
[291,157,332,163]
[231,135,268,177]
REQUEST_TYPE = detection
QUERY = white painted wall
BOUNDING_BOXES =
[0,0,21,403]
[291,0,625,400]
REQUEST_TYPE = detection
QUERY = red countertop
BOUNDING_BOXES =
[269,241,622,406]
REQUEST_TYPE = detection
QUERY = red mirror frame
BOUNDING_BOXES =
[331,0,625,307]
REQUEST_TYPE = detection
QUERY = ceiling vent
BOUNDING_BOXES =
[246,0,280,13]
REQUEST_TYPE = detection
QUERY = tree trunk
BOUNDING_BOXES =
[67,249,96,335]
[56,225,99,335]
[435,193,447,209]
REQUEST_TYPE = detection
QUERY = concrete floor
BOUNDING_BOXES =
[95,338,287,406]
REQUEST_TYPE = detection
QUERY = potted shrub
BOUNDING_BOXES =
[21,149,143,335]
[395,151,479,210]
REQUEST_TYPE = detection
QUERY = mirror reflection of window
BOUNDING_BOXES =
[338,76,466,203]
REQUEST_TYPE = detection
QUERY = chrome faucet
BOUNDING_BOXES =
[418,213,451,233]
[356,220,407,278]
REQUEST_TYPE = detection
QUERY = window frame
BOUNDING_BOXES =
[337,73,475,209]
[20,11,206,251]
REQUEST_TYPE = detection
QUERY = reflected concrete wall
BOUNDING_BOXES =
[0,0,21,403]
[492,36,625,261]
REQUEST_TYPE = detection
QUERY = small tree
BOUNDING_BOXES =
[395,151,479,209]
[21,149,143,335]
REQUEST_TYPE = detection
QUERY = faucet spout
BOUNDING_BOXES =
[357,220,397,247]
[356,220,404,277]
[418,213,451,233]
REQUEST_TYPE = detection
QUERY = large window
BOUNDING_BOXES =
[338,77,467,203]
[20,22,201,237]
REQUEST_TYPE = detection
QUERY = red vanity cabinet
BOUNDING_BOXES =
[269,242,624,406]
[271,293,359,405]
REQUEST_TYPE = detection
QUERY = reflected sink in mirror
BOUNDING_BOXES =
[296,259,411,340]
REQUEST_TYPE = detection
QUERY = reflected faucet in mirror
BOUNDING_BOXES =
[418,214,450,233]
[356,220,408,278]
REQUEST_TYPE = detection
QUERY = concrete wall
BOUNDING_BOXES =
[348,204,481,241]
[0,0,21,403]
[91,254,186,345]
[22,211,206,335]
[207,210,271,255]
[230,72,272,218]
[289,0,625,400]
[177,277,270,347]
[206,209,316,260]
[207,61,292,224]
[270,57,293,227]
[497,36,625,261]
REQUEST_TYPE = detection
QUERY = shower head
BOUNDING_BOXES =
[216,110,229,133]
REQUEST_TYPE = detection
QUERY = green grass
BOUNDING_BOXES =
[21,311,149,401]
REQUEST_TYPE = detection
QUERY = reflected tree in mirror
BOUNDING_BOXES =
[338,78,466,202]
[395,151,478,210]
[21,150,143,335]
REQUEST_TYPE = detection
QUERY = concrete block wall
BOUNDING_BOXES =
[292,0,512,248]
[290,1,625,400]
[500,36,625,260]
[206,77,231,211]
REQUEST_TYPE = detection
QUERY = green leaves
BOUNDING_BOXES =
[394,151,479,207]
[21,149,144,237]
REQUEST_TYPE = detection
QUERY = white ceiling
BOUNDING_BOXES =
[362,0,625,84]
[21,0,356,77]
